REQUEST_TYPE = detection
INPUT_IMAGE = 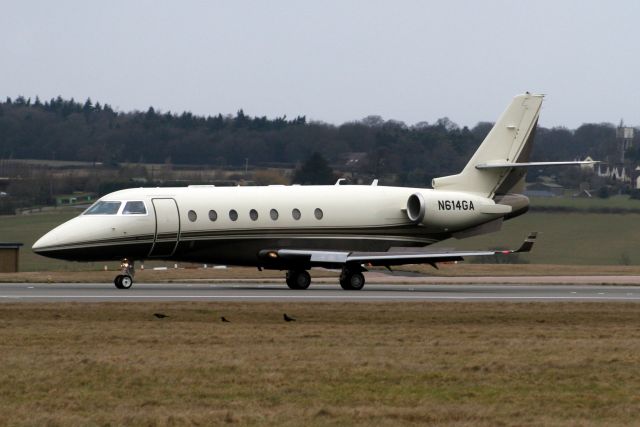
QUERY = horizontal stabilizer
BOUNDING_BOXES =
[475,161,597,169]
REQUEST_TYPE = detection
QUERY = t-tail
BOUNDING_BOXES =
[432,92,594,218]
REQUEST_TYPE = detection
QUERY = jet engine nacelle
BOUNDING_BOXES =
[406,191,511,232]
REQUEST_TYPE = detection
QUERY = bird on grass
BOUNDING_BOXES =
[283,313,296,322]
[221,316,230,323]
[153,313,168,319]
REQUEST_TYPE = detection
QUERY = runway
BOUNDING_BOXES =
[2,282,640,302]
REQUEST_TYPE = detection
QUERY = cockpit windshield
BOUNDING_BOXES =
[123,201,147,215]
[84,201,122,215]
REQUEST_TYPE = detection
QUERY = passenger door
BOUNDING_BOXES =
[148,198,180,258]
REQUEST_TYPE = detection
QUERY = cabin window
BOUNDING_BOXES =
[84,201,121,215]
[229,209,238,221]
[314,208,323,220]
[292,208,301,220]
[270,209,279,220]
[188,210,197,222]
[123,201,147,215]
[209,210,218,221]
[249,209,258,221]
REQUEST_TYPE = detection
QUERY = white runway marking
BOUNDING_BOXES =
[3,295,640,301]
[3,283,640,302]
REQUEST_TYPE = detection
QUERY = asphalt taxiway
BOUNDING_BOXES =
[1,282,640,302]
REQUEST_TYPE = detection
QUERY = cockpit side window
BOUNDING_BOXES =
[123,201,147,215]
[84,201,122,215]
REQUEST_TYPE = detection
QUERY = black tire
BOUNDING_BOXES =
[120,275,133,289]
[114,275,123,289]
[340,271,365,291]
[295,271,311,290]
[286,274,297,289]
[286,270,311,290]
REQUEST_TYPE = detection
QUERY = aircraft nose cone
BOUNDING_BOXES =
[32,234,52,253]
[32,238,43,252]
[32,229,60,256]
[31,217,83,259]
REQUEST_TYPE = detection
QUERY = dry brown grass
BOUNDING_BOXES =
[399,263,640,276]
[1,302,640,426]
[0,267,335,283]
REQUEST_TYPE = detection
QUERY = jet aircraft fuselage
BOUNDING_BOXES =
[32,184,525,265]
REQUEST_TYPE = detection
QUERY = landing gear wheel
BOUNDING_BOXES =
[114,259,135,290]
[286,270,311,290]
[114,274,133,289]
[340,271,365,291]
[120,275,133,289]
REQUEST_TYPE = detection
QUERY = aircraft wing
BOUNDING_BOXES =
[259,232,537,268]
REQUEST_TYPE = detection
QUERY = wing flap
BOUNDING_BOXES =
[259,233,537,268]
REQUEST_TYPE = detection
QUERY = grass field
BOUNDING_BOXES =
[1,302,639,426]
[430,211,640,266]
[529,195,640,211]
[0,208,97,271]
[3,206,640,271]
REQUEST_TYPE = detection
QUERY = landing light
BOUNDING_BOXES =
[268,251,278,259]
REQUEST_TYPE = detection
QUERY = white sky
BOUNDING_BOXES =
[1,0,639,128]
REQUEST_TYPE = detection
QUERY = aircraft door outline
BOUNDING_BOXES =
[148,198,181,258]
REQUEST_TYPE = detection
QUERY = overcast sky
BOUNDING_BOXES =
[1,1,638,128]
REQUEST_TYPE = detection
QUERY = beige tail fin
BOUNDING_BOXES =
[432,93,544,198]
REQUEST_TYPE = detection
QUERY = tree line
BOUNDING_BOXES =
[0,96,634,187]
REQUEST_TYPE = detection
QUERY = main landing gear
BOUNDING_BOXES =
[114,259,135,289]
[286,270,311,290]
[339,268,366,291]
[285,267,366,291]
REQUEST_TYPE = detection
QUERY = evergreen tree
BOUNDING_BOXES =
[293,152,335,184]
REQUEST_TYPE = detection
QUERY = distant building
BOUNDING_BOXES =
[633,166,640,190]
[0,243,22,273]
[596,163,630,183]
[524,182,564,197]
[580,156,596,172]
[55,192,97,206]
[617,122,634,163]
[340,152,368,171]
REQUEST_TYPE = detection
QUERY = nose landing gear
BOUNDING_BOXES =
[114,259,135,289]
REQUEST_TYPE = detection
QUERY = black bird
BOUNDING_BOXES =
[153,313,168,319]
[283,313,296,322]
[221,316,230,323]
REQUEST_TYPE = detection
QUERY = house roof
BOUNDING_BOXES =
[0,243,23,248]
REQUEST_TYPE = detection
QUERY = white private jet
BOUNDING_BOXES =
[33,93,592,290]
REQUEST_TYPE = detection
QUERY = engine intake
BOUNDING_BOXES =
[406,193,425,223]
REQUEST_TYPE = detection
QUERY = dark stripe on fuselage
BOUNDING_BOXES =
[36,222,438,252]
[33,231,447,264]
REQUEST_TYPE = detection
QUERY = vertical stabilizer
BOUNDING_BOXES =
[432,93,543,197]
